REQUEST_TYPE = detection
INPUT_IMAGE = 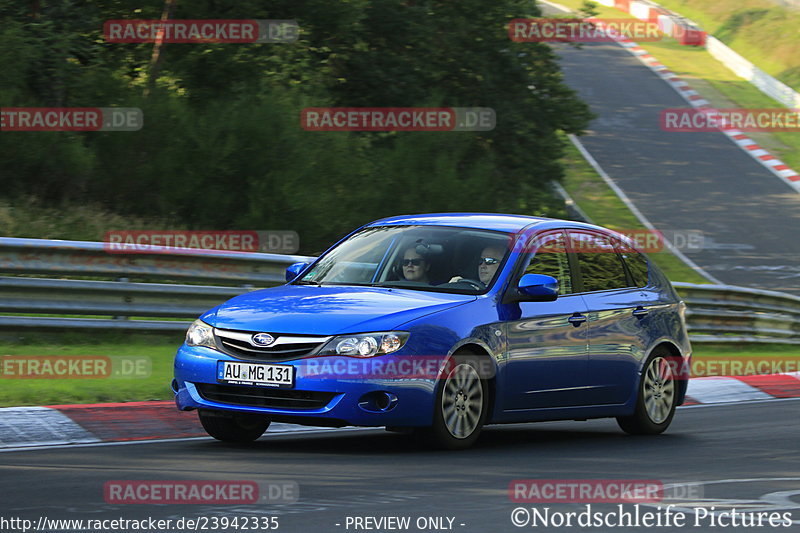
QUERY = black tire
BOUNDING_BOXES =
[617,348,678,435]
[419,355,489,450]
[198,410,271,442]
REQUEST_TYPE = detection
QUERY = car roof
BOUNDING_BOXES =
[364,213,644,250]
[366,213,555,233]
[361,213,649,256]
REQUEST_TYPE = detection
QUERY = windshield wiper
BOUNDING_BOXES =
[370,282,425,290]
[295,279,322,286]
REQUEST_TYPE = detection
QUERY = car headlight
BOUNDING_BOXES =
[318,332,409,358]
[185,319,217,350]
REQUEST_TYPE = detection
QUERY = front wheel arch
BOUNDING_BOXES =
[418,348,494,449]
[449,345,497,423]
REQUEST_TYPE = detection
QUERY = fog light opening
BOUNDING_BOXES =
[375,392,392,410]
[358,391,398,413]
[171,379,179,394]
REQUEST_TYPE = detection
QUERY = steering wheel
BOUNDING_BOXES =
[452,278,484,290]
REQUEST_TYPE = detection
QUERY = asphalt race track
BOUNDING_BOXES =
[540,6,800,294]
[1,401,798,532]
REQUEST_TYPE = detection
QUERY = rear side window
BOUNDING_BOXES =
[568,230,629,292]
[617,241,650,288]
[523,231,573,295]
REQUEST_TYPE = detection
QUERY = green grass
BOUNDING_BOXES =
[690,343,800,378]
[692,343,800,358]
[554,0,800,171]
[0,343,178,407]
[654,0,800,90]
[559,135,709,284]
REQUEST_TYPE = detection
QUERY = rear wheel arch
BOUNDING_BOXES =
[648,341,688,402]
[650,341,682,359]
[617,344,680,435]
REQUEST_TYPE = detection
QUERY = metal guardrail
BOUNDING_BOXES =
[1,238,798,343]
[673,283,800,344]
[0,276,247,331]
[0,237,313,333]
[0,237,313,285]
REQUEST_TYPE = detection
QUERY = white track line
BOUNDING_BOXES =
[542,0,800,192]
[568,134,722,283]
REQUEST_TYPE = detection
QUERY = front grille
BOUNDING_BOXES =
[214,329,330,361]
[196,383,337,409]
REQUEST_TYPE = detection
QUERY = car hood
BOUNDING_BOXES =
[203,285,476,335]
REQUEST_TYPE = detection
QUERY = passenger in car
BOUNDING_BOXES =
[402,246,431,284]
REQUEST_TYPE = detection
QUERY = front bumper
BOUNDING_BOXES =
[174,345,443,427]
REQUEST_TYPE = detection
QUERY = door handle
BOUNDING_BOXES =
[632,306,649,319]
[568,313,587,327]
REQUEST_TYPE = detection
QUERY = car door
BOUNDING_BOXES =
[502,230,590,410]
[567,230,647,405]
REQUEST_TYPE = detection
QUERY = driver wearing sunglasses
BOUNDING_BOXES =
[477,246,503,285]
[448,245,503,287]
[402,247,431,283]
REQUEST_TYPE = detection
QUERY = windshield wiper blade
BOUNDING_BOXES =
[370,282,419,290]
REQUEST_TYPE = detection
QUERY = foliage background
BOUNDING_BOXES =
[0,0,592,253]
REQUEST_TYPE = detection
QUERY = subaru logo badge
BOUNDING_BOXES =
[251,333,275,346]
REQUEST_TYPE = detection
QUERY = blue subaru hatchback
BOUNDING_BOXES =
[173,214,691,449]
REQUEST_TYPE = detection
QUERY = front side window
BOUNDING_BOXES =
[523,231,573,295]
[297,225,512,294]
[568,230,630,292]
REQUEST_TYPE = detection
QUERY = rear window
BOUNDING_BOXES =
[568,230,630,293]
[617,242,650,288]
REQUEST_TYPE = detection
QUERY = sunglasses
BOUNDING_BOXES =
[478,257,500,266]
[402,258,424,267]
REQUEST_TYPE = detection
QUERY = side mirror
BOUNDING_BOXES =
[285,262,310,282]
[517,274,558,301]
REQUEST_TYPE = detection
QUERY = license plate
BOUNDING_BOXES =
[217,361,294,388]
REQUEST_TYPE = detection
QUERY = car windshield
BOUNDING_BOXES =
[296,225,512,294]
